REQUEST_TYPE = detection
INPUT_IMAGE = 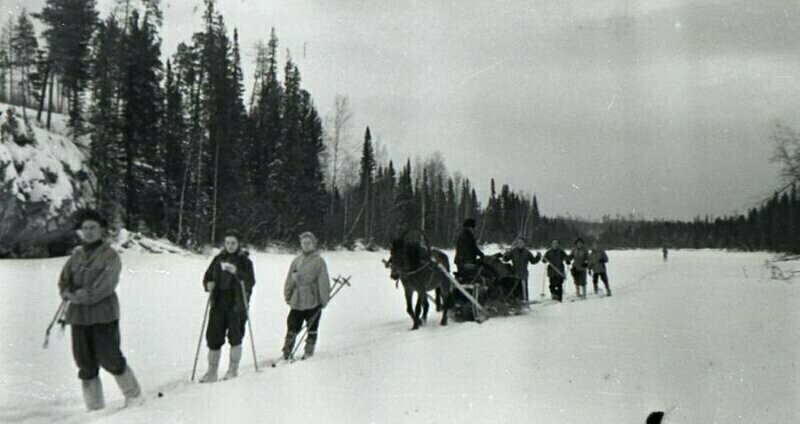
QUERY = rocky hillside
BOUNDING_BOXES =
[0,104,92,257]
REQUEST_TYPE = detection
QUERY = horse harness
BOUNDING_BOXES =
[393,260,439,290]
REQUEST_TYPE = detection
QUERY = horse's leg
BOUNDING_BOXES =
[420,291,429,325]
[405,287,420,330]
[414,291,424,326]
[440,278,450,326]
[435,288,442,312]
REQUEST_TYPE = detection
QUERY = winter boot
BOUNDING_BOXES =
[222,345,242,380]
[113,366,144,407]
[81,377,105,411]
[302,332,318,360]
[199,349,221,383]
[282,331,298,360]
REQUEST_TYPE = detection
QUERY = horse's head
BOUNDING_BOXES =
[387,238,426,280]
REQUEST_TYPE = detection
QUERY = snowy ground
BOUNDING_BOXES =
[0,249,796,423]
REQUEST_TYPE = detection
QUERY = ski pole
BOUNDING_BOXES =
[289,276,350,359]
[191,293,212,381]
[239,280,259,372]
[43,299,68,349]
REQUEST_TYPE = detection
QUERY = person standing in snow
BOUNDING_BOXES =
[502,236,542,301]
[662,245,668,261]
[454,218,485,276]
[542,239,571,302]
[589,242,611,296]
[281,232,331,360]
[569,238,590,299]
[57,209,143,410]
[199,230,255,382]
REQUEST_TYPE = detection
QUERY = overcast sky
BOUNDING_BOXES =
[6,0,796,220]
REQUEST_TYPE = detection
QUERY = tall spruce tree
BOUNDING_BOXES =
[37,0,98,135]
[88,16,124,225]
[359,127,376,241]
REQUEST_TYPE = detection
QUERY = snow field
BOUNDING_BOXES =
[0,249,796,423]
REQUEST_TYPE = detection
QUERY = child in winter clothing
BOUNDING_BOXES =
[282,232,331,360]
[57,209,143,410]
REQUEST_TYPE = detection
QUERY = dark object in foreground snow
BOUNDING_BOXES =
[647,411,665,424]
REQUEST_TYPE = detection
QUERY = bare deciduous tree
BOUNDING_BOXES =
[770,121,800,191]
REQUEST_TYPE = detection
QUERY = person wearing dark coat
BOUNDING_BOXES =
[57,209,143,410]
[454,218,484,276]
[542,239,571,302]
[199,230,256,383]
[569,238,590,300]
[502,236,541,301]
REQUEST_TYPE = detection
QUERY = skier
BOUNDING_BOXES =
[542,239,571,302]
[282,232,331,360]
[454,218,485,276]
[199,230,255,383]
[569,238,590,299]
[57,209,143,410]
[589,242,611,296]
[502,236,542,301]
[662,245,668,261]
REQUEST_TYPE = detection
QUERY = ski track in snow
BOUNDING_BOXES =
[0,249,797,423]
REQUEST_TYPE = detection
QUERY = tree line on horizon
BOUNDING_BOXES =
[2,0,797,256]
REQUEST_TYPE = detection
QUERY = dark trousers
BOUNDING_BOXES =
[206,308,243,350]
[287,306,322,334]
[71,321,127,380]
[548,276,564,301]
[592,272,610,293]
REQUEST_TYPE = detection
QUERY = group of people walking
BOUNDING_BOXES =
[56,209,331,411]
[454,219,612,303]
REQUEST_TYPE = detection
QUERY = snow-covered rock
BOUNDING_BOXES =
[0,104,92,257]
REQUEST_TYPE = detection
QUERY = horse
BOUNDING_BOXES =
[385,238,452,330]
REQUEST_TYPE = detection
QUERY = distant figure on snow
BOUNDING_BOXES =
[199,230,256,383]
[502,236,541,301]
[454,218,484,277]
[282,232,331,360]
[589,242,611,296]
[542,239,571,302]
[569,238,590,300]
[57,209,143,410]
[662,245,668,261]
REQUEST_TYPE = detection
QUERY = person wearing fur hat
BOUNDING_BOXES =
[569,238,590,299]
[454,218,485,276]
[281,232,331,360]
[198,230,256,382]
[57,209,143,410]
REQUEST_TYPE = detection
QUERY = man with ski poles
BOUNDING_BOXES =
[281,232,331,361]
[542,239,571,302]
[56,209,143,410]
[197,230,256,383]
